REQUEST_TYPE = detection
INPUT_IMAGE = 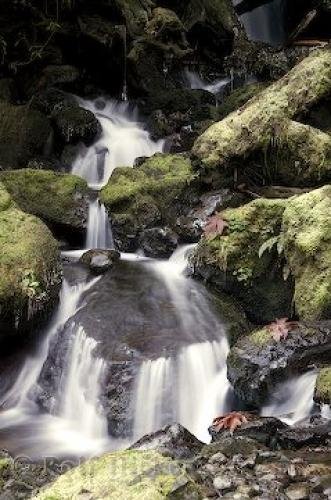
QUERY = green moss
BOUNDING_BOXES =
[0,183,60,329]
[0,169,88,229]
[193,48,331,172]
[34,449,200,500]
[101,154,195,212]
[315,367,331,404]
[250,327,271,346]
[282,186,331,320]
[216,83,268,120]
[194,197,286,281]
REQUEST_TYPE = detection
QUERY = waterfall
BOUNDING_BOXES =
[234,0,286,46]
[57,324,108,440]
[133,245,232,443]
[71,98,164,189]
[0,278,98,411]
[85,198,114,250]
[184,69,230,95]
[261,371,318,425]
[133,339,231,443]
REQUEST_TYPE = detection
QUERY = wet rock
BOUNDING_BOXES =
[39,65,80,89]
[0,169,89,246]
[131,423,203,459]
[31,88,77,116]
[227,321,331,407]
[52,105,101,145]
[80,249,120,274]
[0,102,52,169]
[139,227,178,258]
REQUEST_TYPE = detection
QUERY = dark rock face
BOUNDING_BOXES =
[0,102,52,169]
[80,249,120,274]
[131,423,204,459]
[52,105,102,145]
[139,227,178,258]
[227,321,331,407]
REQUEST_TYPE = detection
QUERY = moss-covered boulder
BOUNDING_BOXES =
[227,321,331,407]
[0,102,52,169]
[0,183,61,338]
[315,367,331,405]
[0,169,89,243]
[34,449,201,500]
[191,197,292,323]
[282,186,331,320]
[101,154,195,253]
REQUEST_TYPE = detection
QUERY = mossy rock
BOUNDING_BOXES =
[101,154,194,210]
[282,186,331,320]
[227,321,331,406]
[34,449,201,500]
[191,197,293,323]
[52,105,101,145]
[0,183,61,337]
[216,83,268,120]
[0,169,89,237]
[315,367,331,405]
[0,102,52,169]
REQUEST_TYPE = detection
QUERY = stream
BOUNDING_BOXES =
[0,96,318,459]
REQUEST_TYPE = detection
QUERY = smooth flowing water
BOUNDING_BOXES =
[185,69,230,95]
[85,197,114,250]
[234,0,286,46]
[261,371,318,425]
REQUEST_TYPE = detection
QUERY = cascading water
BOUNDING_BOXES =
[133,246,233,443]
[0,276,110,457]
[261,370,318,425]
[72,98,164,189]
[184,69,230,95]
[85,197,114,250]
[57,324,107,440]
[234,0,286,46]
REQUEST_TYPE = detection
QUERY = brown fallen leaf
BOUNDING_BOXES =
[212,411,250,434]
[267,318,299,342]
[204,214,228,238]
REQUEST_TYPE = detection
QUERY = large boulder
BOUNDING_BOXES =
[0,102,52,169]
[52,105,101,145]
[190,197,293,323]
[101,154,195,253]
[0,169,89,244]
[227,321,331,407]
[0,183,61,338]
[282,186,331,320]
[80,249,120,274]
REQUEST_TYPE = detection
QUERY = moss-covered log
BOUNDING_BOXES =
[193,48,331,180]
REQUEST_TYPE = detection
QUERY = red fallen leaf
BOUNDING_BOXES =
[212,411,250,434]
[267,318,299,342]
[204,215,228,237]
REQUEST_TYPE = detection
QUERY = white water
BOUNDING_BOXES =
[134,245,232,443]
[71,98,164,189]
[235,0,286,46]
[85,198,113,250]
[261,371,318,425]
[58,324,108,440]
[185,69,230,95]
[0,277,111,457]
